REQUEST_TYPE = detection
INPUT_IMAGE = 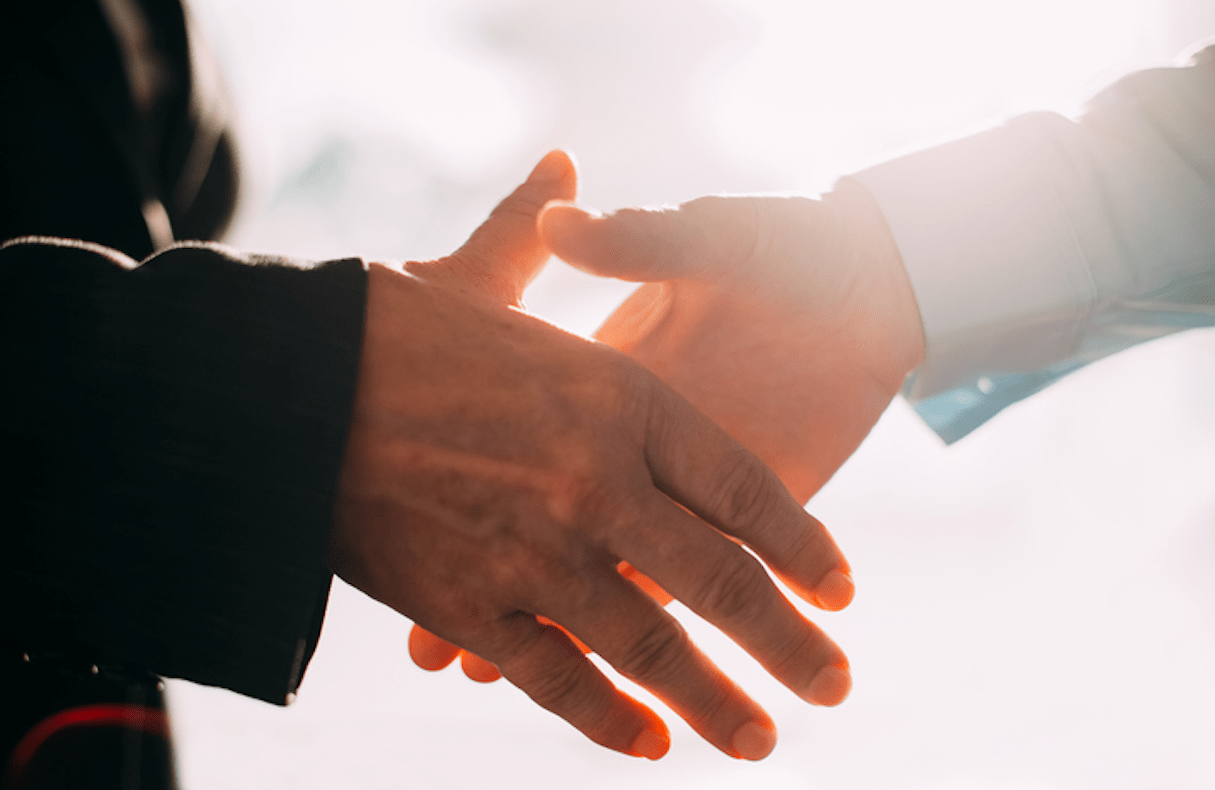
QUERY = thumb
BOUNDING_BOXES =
[437,149,577,306]
[538,195,762,283]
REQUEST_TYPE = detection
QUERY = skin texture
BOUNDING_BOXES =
[330,152,853,762]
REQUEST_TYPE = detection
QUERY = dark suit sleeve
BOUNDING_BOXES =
[0,237,367,705]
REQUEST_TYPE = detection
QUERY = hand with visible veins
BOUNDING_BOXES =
[536,180,927,506]
[332,151,854,762]
[402,152,674,683]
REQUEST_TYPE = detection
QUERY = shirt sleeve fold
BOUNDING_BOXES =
[852,45,1215,442]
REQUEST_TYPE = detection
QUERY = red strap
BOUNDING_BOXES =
[6,703,170,789]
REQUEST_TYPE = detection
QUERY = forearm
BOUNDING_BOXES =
[0,237,366,704]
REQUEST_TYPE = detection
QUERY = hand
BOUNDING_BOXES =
[400,153,674,683]
[537,179,927,505]
[329,152,854,762]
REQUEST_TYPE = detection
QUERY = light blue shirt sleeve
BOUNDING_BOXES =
[851,44,1215,443]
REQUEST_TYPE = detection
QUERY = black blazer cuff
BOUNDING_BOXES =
[1,238,367,704]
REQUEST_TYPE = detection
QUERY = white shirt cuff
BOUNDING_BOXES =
[851,116,1097,404]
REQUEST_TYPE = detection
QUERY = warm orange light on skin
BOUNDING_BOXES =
[538,183,923,509]
[408,559,671,673]
[811,568,855,612]
[617,560,674,607]
[403,148,583,688]
[731,719,777,762]
[386,149,855,761]
[460,651,503,684]
[807,663,853,708]
[171,2,1210,785]
[408,625,463,672]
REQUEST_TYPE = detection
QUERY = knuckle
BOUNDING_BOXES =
[520,655,599,719]
[472,614,538,660]
[684,672,735,724]
[713,456,783,532]
[615,618,692,686]
[543,463,600,525]
[780,523,823,578]
[539,459,631,546]
[495,542,594,613]
[573,351,655,442]
[692,551,771,624]
[767,626,823,691]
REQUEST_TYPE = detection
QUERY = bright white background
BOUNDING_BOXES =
[168,1,1215,788]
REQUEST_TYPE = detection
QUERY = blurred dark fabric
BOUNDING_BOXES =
[1,0,369,785]
[1,645,177,790]
[0,0,239,259]
[1,238,365,704]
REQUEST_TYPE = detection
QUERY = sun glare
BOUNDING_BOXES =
[708,0,1153,184]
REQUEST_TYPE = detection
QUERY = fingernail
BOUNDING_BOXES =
[806,663,852,707]
[731,721,777,761]
[528,150,571,182]
[812,569,855,611]
[630,728,670,761]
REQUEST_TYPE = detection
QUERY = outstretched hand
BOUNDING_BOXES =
[329,152,854,761]
[538,180,927,505]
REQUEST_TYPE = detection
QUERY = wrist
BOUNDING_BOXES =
[826,178,927,387]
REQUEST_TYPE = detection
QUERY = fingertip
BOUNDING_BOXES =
[527,149,576,186]
[461,652,504,683]
[627,698,671,760]
[805,663,852,707]
[812,568,855,611]
[630,728,670,761]
[497,621,673,759]
[731,720,777,761]
[538,202,609,273]
[407,625,461,672]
